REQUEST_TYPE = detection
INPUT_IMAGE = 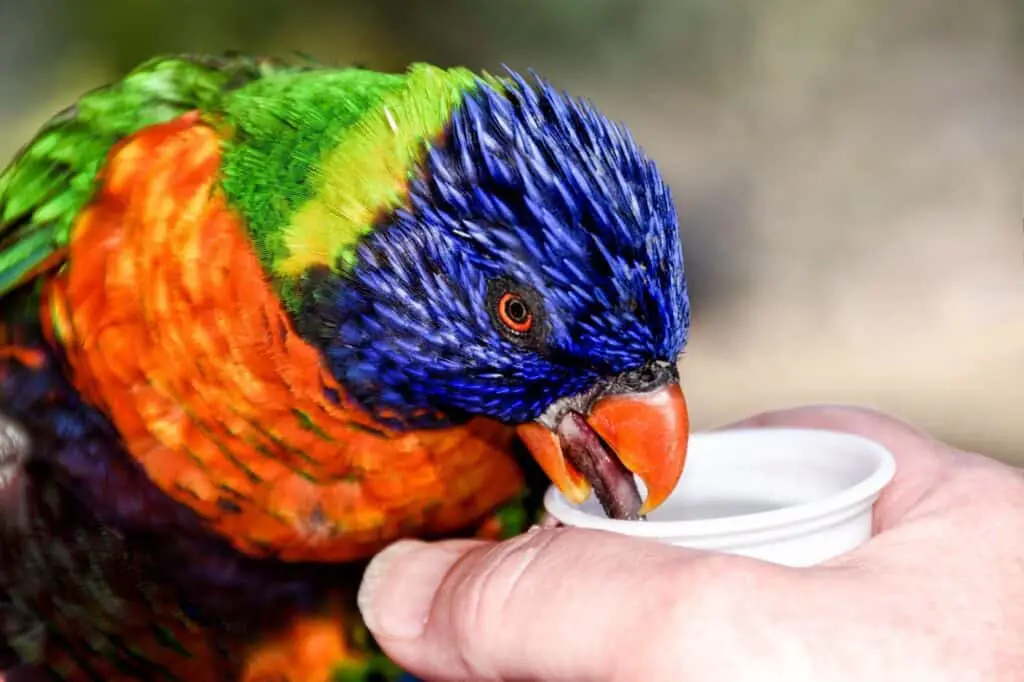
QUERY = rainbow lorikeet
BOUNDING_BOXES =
[0,53,691,681]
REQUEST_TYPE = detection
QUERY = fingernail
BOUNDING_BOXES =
[358,539,466,640]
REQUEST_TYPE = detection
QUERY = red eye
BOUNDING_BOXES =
[497,292,533,334]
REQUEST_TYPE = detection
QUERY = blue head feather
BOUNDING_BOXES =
[303,69,690,428]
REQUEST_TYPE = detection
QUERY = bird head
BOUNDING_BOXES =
[302,67,690,520]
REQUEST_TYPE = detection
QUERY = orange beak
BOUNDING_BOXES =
[516,382,689,517]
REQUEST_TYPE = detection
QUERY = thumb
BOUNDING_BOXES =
[357,527,780,681]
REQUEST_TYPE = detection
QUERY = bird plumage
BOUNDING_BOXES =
[313,69,689,427]
[0,51,691,680]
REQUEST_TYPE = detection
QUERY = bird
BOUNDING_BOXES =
[0,52,692,681]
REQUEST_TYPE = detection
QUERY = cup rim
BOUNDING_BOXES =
[542,427,897,539]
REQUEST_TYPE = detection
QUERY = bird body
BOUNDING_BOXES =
[0,53,691,680]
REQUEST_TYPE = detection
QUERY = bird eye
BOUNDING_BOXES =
[497,292,533,333]
[486,278,546,348]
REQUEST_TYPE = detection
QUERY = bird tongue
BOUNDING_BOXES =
[556,411,645,521]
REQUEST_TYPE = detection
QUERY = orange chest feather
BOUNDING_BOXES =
[41,113,524,562]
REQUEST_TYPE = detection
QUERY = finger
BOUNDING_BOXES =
[358,527,786,681]
[714,404,959,530]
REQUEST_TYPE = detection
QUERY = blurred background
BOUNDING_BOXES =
[0,0,1021,461]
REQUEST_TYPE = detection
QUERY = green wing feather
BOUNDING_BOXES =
[0,53,309,301]
[0,52,485,320]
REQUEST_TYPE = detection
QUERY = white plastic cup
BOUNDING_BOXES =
[543,428,897,567]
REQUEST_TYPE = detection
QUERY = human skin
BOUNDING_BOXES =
[357,405,1024,681]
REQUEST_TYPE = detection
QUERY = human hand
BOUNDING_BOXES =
[357,405,1024,681]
